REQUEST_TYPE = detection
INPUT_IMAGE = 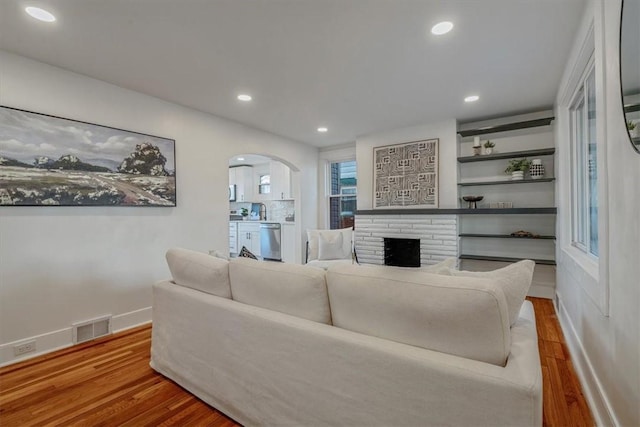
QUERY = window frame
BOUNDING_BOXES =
[327,159,357,230]
[568,56,598,259]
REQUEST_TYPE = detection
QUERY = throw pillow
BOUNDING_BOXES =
[449,260,535,326]
[318,232,344,260]
[238,246,258,260]
[307,227,352,262]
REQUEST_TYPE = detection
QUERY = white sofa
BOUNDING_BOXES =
[151,248,542,426]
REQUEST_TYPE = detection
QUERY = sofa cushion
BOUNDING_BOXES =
[449,260,535,326]
[166,247,231,298]
[229,258,332,324]
[326,264,511,366]
[307,228,352,261]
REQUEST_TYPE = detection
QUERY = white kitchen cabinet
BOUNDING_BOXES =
[281,223,296,263]
[229,166,254,202]
[237,222,261,257]
[229,222,238,254]
[269,160,291,200]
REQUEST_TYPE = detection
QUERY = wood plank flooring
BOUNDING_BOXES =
[0,297,593,426]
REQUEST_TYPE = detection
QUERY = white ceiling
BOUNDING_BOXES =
[0,0,586,147]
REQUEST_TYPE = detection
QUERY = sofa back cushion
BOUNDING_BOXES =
[166,248,231,298]
[449,260,535,326]
[229,258,332,324]
[326,264,511,366]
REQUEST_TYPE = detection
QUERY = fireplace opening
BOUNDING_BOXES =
[384,237,420,267]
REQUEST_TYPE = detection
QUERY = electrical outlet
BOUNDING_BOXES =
[14,340,36,356]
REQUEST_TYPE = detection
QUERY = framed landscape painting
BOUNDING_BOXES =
[373,138,438,209]
[0,106,176,206]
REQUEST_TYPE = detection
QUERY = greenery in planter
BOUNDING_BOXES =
[504,158,532,173]
[483,140,495,148]
[241,207,249,217]
[627,120,637,131]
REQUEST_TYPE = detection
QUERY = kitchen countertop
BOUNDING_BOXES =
[230,220,295,225]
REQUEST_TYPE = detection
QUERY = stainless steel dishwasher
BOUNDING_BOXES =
[260,223,282,261]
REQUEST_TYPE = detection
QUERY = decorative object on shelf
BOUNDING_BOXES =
[241,208,249,219]
[489,201,513,208]
[628,120,640,139]
[462,195,483,209]
[510,230,541,238]
[504,158,532,180]
[374,138,439,209]
[473,136,481,156]
[529,159,545,179]
[483,140,495,155]
[0,106,176,206]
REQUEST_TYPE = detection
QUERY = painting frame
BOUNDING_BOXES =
[0,106,176,207]
[373,138,439,209]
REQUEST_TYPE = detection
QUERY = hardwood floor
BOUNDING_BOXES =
[0,297,593,426]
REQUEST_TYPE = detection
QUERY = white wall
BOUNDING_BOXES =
[554,1,640,425]
[355,120,458,209]
[0,51,318,365]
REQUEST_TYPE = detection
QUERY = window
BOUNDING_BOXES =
[328,160,356,229]
[569,58,598,257]
[258,174,270,194]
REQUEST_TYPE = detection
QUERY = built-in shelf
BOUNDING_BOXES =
[356,207,557,215]
[459,178,555,187]
[457,207,556,214]
[459,233,555,239]
[459,254,556,265]
[457,116,554,137]
[457,148,555,163]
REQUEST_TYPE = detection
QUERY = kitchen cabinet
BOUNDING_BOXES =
[237,222,261,257]
[229,166,254,202]
[269,160,291,200]
[229,222,238,254]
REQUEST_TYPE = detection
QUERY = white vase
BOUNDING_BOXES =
[631,127,640,139]
[511,171,524,180]
[484,147,493,155]
[530,159,545,179]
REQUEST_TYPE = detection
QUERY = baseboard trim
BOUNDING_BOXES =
[555,293,618,427]
[0,306,152,368]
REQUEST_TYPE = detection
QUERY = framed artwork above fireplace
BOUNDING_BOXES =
[373,138,439,209]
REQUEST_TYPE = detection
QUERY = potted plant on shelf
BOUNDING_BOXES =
[505,158,532,181]
[241,207,249,220]
[628,120,639,138]
[483,140,495,155]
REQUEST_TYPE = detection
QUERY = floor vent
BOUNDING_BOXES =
[72,315,112,344]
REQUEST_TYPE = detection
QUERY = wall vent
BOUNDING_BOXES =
[72,315,112,344]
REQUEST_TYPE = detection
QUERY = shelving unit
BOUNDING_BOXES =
[459,254,556,266]
[456,111,557,298]
[459,233,555,239]
[458,147,555,163]
[459,178,555,187]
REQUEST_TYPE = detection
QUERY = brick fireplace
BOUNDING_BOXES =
[354,213,458,266]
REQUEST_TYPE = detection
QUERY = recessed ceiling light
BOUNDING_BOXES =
[236,157,245,161]
[317,127,328,133]
[237,94,252,101]
[25,7,56,22]
[431,21,453,36]
[464,95,480,103]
